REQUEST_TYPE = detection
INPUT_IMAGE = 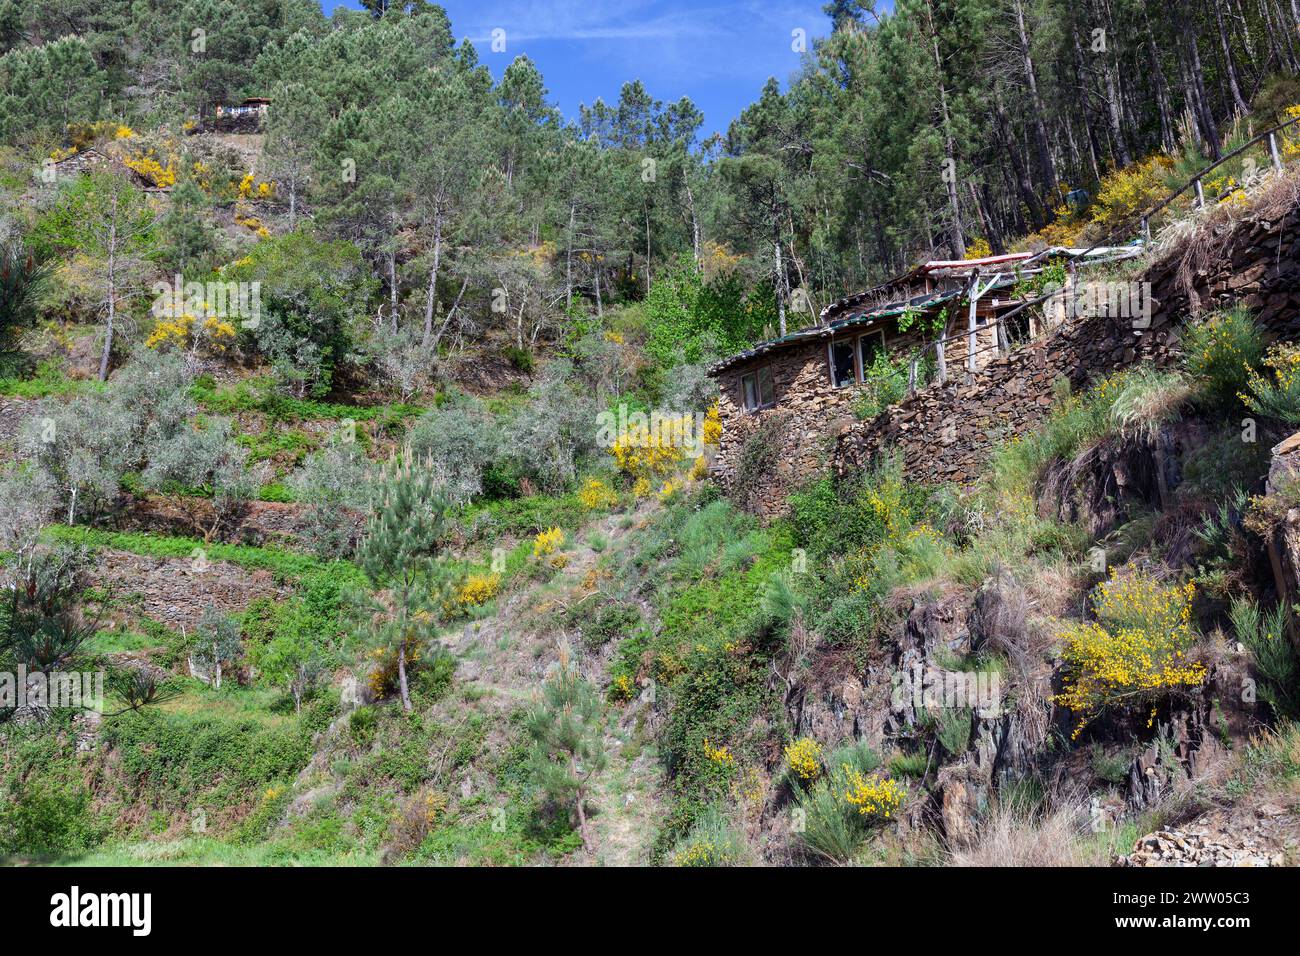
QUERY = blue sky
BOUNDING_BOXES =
[324,1,836,137]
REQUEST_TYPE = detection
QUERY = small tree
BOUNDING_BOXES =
[30,172,160,380]
[191,609,242,690]
[406,393,501,505]
[255,628,326,714]
[291,436,373,558]
[354,453,450,712]
[523,641,607,852]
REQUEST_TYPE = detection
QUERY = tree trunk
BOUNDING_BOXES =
[1182,5,1222,157]
[421,218,443,346]
[565,202,575,311]
[774,240,786,337]
[1211,0,1250,115]
[1014,0,1057,194]
[1142,8,1177,152]
[397,640,412,712]
[388,252,398,332]
[98,192,118,382]
[684,177,701,266]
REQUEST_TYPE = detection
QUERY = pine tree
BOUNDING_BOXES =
[523,641,607,852]
[355,452,450,712]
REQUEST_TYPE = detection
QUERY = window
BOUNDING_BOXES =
[858,330,885,373]
[830,341,856,387]
[741,366,775,411]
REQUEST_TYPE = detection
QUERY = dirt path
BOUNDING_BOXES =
[443,502,665,865]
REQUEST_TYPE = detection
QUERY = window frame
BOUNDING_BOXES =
[857,329,886,378]
[829,328,890,387]
[740,365,776,412]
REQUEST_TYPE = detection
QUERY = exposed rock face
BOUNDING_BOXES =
[110,493,364,549]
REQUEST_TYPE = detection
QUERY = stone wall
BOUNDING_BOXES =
[710,211,1292,512]
[712,340,856,516]
[89,549,292,633]
[836,211,1300,486]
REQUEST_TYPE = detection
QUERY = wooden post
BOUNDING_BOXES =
[908,356,918,395]
[1140,216,1150,244]
[1194,178,1205,208]
[1269,132,1283,173]
[996,317,1010,358]
[935,337,947,385]
[967,273,979,379]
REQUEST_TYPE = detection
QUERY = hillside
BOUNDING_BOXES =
[2,1,1300,876]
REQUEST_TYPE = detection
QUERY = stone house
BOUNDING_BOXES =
[708,248,1140,515]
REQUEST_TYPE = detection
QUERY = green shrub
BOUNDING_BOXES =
[1243,343,1300,424]
[1183,307,1265,407]
[668,804,748,866]
[1231,597,1299,720]
[852,350,909,420]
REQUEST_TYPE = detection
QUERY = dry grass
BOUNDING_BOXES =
[1152,161,1300,314]
[950,796,1092,867]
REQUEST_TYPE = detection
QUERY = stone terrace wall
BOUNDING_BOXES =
[713,340,860,516]
[836,212,1300,486]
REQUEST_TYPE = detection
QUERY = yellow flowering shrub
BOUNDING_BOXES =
[842,767,904,818]
[144,312,237,355]
[610,674,636,702]
[578,477,617,510]
[607,412,699,484]
[702,402,721,446]
[532,526,564,557]
[123,149,177,188]
[673,841,723,866]
[963,237,992,260]
[1089,154,1174,233]
[784,737,822,781]
[457,572,500,607]
[1054,572,1206,738]
[1242,343,1300,423]
[703,738,735,766]
[689,455,709,481]
[657,479,680,501]
[1282,105,1300,160]
[114,125,136,140]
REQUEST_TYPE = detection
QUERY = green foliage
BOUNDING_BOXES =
[1231,597,1300,721]
[643,257,772,366]
[852,350,910,420]
[1183,307,1265,408]
[225,232,376,398]
[0,718,104,858]
[98,706,320,817]
[1243,343,1300,424]
[522,644,607,848]
[406,393,502,506]
[667,804,748,866]
[794,741,890,864]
